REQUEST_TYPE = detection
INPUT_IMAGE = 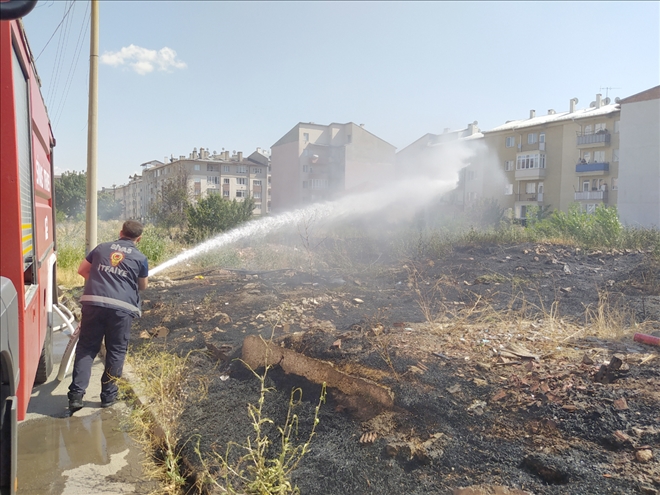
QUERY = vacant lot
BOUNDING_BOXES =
[131,240,659,495]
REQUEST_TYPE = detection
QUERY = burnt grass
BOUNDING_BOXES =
[131,242,660,495]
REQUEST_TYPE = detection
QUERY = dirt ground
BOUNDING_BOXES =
[132,241,660,495]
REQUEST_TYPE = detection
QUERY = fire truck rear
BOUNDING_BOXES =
[1,2,58,493]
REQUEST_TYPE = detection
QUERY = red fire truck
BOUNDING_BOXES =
[1,1,57,493]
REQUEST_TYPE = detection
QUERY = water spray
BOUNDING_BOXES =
[150,141,478,276]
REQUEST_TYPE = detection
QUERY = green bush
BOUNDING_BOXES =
[531,203,622,248]
[56,241,86,270]
[138,228,170,265]
[185,195,256,244]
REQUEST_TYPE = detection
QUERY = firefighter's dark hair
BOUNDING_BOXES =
[121,220,143,239]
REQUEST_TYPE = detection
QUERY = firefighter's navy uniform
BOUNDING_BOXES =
[68,238,148,406]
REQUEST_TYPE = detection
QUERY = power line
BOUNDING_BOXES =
[34,0,76,62]
[53,1,90,129]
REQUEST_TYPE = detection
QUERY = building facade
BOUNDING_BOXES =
[616,86,660,228]
[111,147,270,221]
[482,94,621,220]
[270,122,396,212]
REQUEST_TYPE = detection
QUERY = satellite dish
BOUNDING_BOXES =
[590,102,596,108]
[615,97,621,103]
[603,97,611,105]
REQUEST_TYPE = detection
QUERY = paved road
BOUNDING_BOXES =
[17,323,158,494]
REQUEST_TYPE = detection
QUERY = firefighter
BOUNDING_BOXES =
[68,220,149,411]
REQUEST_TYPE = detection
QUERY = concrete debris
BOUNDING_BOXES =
[635,449,653,463]
[467,400,487,415]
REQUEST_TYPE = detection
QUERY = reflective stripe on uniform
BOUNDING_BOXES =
[80,295,141,315]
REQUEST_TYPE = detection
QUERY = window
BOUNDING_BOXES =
[594,151,605,163]
[346,134,352,144]
[207,176,220,185]
[254,192,261,199]
[207,164,216,171]
[194,164,201,171]
[223,165,230,173]
[253,180,262,186]
[303,132,309,142]
[466,170,476,180]
[223,190,229,197]
[467,192,477,201]
[504,160,513,171]
[586,204,596,214]
[311,179,328,189]
[303,165,309,172]
[584,125,593,135]
[223,178,230,184]
[612,177,618,190]
[237,166,247,173]
[595,123,607,133]
[613,149,619,162]
[583,151,592,163]
[237,177,247,185]
[505,183,513,195]
[302,180,309,189]
[236,190,246,198]
[582,181,590,192]
[525,182,536,194]
[516,153,546,170]
[539,133,545,150]
[252,168,262,174]
[505,137,515,148]
[527,133,537,144]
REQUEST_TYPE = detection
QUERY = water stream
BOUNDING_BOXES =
[149,144,473,276]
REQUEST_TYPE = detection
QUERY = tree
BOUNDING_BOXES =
[149,172,191,236]
[98,191,123,220]
[54,170,87,219]
[185,194,256,244]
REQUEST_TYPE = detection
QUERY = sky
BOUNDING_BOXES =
[21,0,660,189]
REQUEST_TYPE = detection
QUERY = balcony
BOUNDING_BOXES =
[577,131,611,147]
[516,193,540,202]
[576,161,609,174]
[574,190,608,202]
[515,167,546,180]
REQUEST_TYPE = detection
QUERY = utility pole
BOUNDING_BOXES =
[85,0,99,254]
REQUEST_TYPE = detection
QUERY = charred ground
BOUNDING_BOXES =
[131,242,660,495]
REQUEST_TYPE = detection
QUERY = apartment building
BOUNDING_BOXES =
[482,94,621,220]
[111,173,144,220]
[112,147,271,221]
[616,86,660,228]
[270,122,396,212]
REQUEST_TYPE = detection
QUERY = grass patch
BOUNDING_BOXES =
[121,343,208,494]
